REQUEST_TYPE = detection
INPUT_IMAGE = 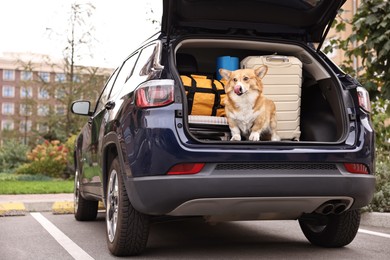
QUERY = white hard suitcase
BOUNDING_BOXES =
[241,55,302,140]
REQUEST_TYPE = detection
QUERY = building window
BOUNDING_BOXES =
[38,87,50,99]
[2,86,15,97]
[3,70,15,81]
[37,105,49,116]
[38,72,50,82]
[56,105,66,115]
[37,123,49,133]
[19,120,32,132]
[21,71,33,81]
[2,103,14,115]
[55,88,66,99]
[1,120,14,130]
[55,73,66,82]
[20,104,33,116]
[73,74,81,82]
[20,86,33,98]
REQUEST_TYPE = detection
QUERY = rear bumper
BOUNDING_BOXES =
[123,165,375,219]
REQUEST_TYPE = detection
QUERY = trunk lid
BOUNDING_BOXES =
[162,0,345,46]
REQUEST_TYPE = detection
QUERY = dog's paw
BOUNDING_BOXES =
[271,133,281,141]
[230,134,241,141]
[249,132,260,141]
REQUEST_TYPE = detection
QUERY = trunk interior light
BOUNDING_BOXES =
[357,86,371,112]
[168,163,205,175]
[344,163,369,174]
[136,79,175,108]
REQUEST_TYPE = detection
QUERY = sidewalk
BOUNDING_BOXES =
[0,194,389,229]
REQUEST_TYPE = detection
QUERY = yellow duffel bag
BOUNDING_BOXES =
[180,74,226,117]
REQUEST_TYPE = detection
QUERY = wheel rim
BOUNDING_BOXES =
[74,170,80,214]
[106,169,119,243]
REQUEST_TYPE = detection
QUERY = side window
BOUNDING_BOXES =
[122,44,158,95]
[109,52,139,99]
[94,68,119,112]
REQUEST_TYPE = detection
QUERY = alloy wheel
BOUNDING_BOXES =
[74,170,80,214]
[106,169,119,242]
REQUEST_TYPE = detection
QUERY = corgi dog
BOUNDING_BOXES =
[219,66,280,141]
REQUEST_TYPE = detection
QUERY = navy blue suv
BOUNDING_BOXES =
[71,0,375,256]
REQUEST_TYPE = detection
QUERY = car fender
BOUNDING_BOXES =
[101,130,133,205]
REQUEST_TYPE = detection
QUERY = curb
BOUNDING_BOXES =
[52,201,75,215]
[0,201,74,216]
[361,212,390,229]
[0,200,105,216]
[0,202,27,216]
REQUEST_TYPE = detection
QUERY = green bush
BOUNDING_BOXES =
[64,134,77,178]
[367,98,390,212]
[15,161,65,178]
[0,172,52,181]
[372,98,390,154]
[15,140,69,178]
[366,160,390,212]
[0,139,29,172]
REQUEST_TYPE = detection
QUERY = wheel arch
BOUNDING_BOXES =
[102,132,130,206]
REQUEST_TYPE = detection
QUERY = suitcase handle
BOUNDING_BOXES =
[266,56,289,62]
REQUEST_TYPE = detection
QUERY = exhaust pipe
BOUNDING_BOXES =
[315,201,349,215]
[333,203,347,215]
[315,203,335,215]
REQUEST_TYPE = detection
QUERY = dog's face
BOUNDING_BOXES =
[219,66,268,96]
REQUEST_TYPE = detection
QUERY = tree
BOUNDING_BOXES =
[326,0,390,99]
[58,2,99,137]
[19,86,36,145]
[7,58,42,146]
[326,0,390,146]
[45,2,109,139]
[146,1,161,31]
[324,0,390,213]
[10,2,110,145]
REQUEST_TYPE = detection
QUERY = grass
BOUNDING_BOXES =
[0,180,73,194]
[0,173,73,194]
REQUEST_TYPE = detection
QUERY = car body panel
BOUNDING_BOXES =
[161,0,346,43]
[124,170,375,217]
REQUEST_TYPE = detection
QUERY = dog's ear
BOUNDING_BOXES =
[255,65,268,79]
[219,69,231,80]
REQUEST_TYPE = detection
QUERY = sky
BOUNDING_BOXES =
[0,0,162,68]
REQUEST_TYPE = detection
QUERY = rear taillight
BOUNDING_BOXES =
[344,163,369,174]
[167,163,205,175]
[136,79,174,108]
[357,86,371,112]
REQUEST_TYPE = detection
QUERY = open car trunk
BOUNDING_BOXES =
[174,38,348,143]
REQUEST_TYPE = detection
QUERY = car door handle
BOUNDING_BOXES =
[105,101,115,110]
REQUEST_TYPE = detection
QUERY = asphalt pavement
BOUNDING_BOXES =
[0,193,389,229]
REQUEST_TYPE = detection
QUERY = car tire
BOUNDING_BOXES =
[74,168,98,221]
[298,209,361,248]
[106,157,150,256]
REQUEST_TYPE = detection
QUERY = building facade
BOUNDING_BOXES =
[0,52,112,145]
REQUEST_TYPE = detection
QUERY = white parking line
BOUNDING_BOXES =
[359,228,390,239]
[31,212,94,260]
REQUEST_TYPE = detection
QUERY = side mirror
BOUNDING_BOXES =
[71,101,92,116]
